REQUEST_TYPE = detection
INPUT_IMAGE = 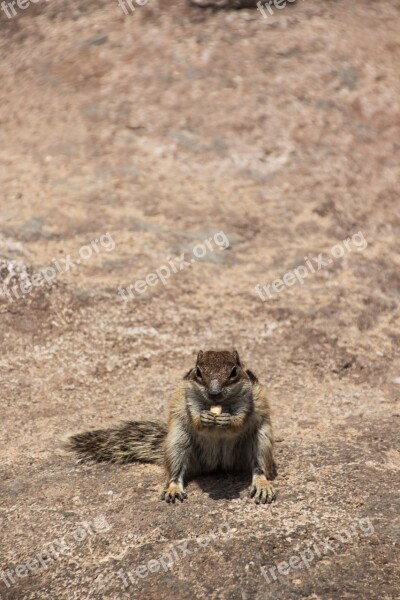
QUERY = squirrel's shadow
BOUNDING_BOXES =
[192,472,251,501]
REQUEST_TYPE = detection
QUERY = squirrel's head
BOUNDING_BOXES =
[185,349,255,404]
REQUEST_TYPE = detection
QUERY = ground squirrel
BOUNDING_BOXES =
[68,350,277,504]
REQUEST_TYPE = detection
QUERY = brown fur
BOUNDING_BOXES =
[68,350,277,504]
[68,421,166,464]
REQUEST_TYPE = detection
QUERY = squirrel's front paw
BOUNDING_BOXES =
[161,482,188,503]
[249,477,276,505]
[215,414,231,428]
[200,410,216,427]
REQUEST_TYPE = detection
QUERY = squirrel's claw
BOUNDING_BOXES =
[200,411,216,427]
[249,480,276,505]
[215,414,231,428]
[161,482,188,503]
[200,411,232,428]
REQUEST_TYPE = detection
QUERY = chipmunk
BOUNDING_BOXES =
[68,350,277,504]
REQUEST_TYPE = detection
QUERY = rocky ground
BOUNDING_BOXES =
[1,0,400,598]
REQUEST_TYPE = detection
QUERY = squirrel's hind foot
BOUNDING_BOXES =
[161,482,188,503]
[249,476,276,505]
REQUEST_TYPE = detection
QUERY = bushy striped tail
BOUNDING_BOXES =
[67,420,167,464]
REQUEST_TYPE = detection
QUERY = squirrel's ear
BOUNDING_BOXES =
[246,369,258,384]
[183,368,194,380]
[196,350,204,364]
[233,350,242,367]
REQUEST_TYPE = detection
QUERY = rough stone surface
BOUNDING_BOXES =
[0,1,399,599]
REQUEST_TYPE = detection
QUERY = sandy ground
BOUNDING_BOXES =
[1,0,400,598]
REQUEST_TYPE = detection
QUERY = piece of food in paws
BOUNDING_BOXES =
[210,405,222,415]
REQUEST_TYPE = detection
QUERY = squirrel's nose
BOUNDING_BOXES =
[208,380,222,396]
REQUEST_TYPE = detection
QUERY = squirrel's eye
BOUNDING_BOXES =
[230,367,237,379]
[196,367,202,379]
